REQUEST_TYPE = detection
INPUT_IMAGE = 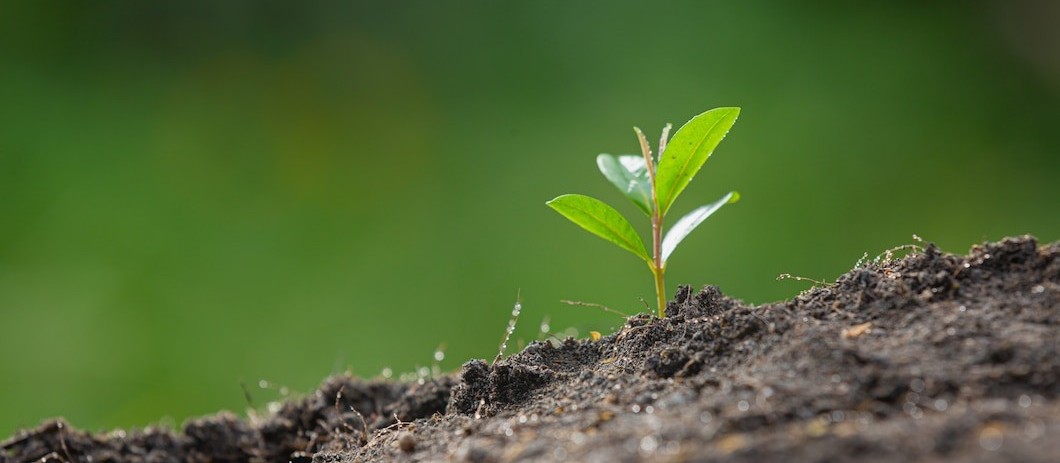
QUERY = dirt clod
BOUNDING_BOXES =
[396,432,416,453]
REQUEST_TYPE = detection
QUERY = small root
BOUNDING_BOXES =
[776,273,828,287]
[560,300,630,318]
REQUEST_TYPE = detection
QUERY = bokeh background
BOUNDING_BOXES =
[2,1,1058,437]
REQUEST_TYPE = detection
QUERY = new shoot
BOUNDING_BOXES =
[547,107,741,317]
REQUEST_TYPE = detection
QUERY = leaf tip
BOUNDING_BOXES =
[728,191,741,203]
[545,195,567,207]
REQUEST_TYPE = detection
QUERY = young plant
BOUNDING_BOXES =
[547,107,741,318]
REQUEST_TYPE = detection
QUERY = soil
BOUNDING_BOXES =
[3,235,1058,463]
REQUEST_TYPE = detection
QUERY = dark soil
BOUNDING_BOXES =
[3,236,1058,463]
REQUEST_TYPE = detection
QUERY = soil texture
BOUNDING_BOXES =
[3,236,1058,462]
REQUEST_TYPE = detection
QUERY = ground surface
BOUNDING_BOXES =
[3,236,1058,463]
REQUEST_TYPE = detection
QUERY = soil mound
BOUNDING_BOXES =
[3,236,1057,462]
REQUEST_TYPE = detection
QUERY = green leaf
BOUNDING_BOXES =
[547,194,651,263]
[655,107,740,215]
[661,191,739,263]
[596,154,652,216]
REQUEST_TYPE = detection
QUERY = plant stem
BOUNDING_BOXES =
[650,199,665,317]
[635,125,671,317]
[652,264,666,318]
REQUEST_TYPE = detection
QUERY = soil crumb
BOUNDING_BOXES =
[3,236,1057,462]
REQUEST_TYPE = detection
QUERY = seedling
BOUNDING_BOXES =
[547,107,741,318]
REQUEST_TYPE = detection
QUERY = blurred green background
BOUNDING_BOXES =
[2,1,1058,437]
